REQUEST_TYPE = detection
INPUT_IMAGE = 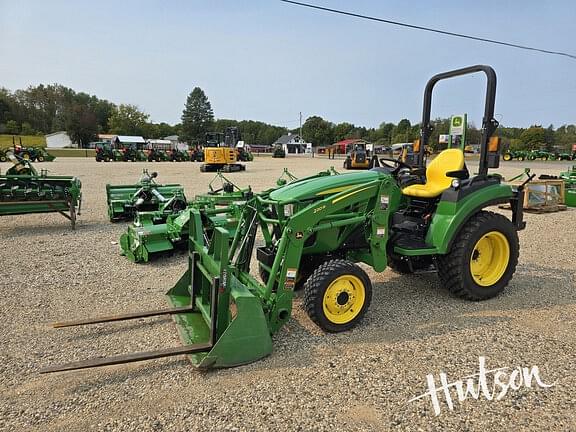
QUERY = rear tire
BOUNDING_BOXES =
[304,259,372,333]
[437,211,519,301]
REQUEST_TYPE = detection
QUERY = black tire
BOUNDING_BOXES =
[437,211,519,301]
[37,155,45,162]
[304,259,372,333]
[518,156,525,161]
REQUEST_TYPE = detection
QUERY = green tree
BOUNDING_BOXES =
[302,116,333,147]
[333,122,355,141]
[65,104,98,147]
[20,122,35,135]
[519,125,546,150]
[5,120,20,134]
[392,118,415,143]
[181,87,214,144]
[108,104,149,136]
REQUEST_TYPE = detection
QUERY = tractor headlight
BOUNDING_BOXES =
[451,179,460,189]
[284,204,294,217]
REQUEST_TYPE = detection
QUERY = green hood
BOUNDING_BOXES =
[269,170,385,203]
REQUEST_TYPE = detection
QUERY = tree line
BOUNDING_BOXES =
[1,83,574,151]
[301,116,576,152]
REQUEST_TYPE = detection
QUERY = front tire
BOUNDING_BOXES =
[437,211,519,301]
[304,259,372,333]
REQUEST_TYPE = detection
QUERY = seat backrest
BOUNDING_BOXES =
[426,149,465,189]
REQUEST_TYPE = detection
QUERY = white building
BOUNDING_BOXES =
[273,133,309,154]
[45,131,73,148]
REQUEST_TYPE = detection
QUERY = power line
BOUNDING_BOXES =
[280,0,576,61]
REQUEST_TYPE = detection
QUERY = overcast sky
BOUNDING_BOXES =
[1,0,574,130]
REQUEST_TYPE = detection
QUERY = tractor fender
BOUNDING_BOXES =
[425,183,513,255]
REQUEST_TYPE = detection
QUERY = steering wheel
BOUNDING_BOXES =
[377,157,412,173]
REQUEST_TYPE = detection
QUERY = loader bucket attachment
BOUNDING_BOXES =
[166,210,273,368]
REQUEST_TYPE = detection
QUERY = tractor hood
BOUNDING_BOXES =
[269,170,385,203]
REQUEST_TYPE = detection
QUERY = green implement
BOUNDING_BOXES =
[43,65,528,373]
[106,169,187,221]
[119,173,254,262]
[0,153,81,229]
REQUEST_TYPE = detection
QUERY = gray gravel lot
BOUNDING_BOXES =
[1,156,575,431]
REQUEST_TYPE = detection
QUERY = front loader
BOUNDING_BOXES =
[42,65,528,373]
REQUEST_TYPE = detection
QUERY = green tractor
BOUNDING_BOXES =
[502,149,528,161]
[165,148,188,162]
[272,144,286,158]
[42,65,530,373]
[94,142,114,162]
[527,149,552,160]
[188,146,205,162]
[13,145,55,162]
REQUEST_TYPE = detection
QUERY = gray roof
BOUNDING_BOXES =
[274,134,302,145]
[114,135,146,144]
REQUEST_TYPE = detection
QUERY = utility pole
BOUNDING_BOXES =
[299,112,303,139]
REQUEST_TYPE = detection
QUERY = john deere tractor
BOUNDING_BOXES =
[43,65,529,373]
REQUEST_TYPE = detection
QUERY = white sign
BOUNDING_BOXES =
[439,134,450,144]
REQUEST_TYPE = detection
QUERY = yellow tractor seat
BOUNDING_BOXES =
[402,149,465,198]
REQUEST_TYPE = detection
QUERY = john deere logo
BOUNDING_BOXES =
[452,117,463,127]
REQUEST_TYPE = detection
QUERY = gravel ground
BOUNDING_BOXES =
[1,156,575,431]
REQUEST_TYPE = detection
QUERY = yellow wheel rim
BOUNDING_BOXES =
[322,275,365,324]
[470,231,510,287]
[23,153,30,160]
[503,154,511,161]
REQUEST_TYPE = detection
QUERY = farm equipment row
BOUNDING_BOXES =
[503,149,576,161]
[0,152,81,229]
[42,65,531,373]
[95,142,205,162]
